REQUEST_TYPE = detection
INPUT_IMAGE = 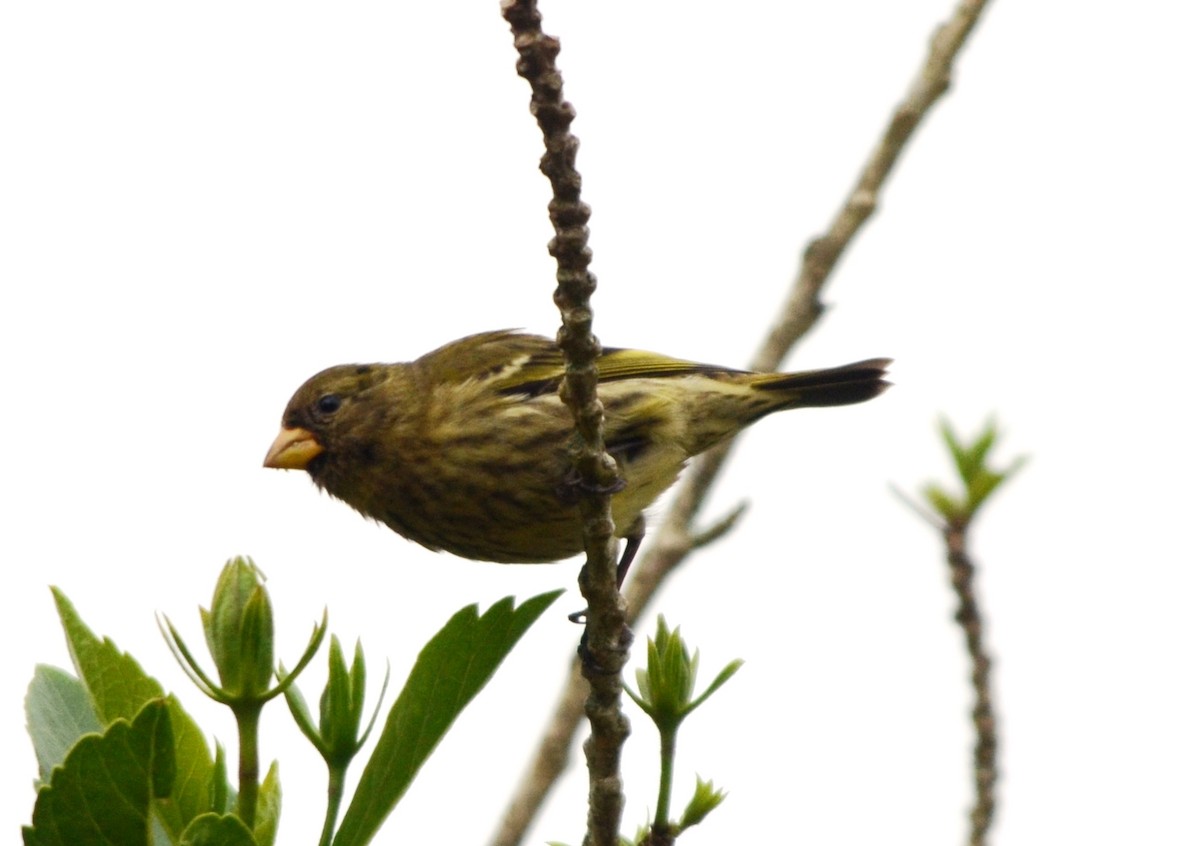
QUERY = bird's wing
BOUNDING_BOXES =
[493,338,741,397]
[419,330,744,398]
[593,348,740,382]
[415,331,557,387]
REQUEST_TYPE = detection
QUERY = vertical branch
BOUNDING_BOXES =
[944,524,998,846]
[491,1,994,844]
[500,2,630,845]
[902,413,1016,846]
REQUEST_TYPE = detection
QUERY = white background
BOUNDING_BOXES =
[3,1,1198,843]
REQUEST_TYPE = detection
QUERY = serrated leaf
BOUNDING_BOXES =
[49,588,225,835]
[25,665,103,785]
[23,699,172,846]
[161,694,230,826]
[53,588,166,723]
[332,590,563,846]
[179,813,259,846]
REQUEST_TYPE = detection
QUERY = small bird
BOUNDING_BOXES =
[265,330,889,571]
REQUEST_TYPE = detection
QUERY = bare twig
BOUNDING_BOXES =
[500,2,630,845]
[944,524,998,846]
[491,1,993,844]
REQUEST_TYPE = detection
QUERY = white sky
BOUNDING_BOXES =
[3,1,1198,844]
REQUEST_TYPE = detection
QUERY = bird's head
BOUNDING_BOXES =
[263,363,394,481]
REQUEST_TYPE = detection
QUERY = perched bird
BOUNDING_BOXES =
[265,330,889,571]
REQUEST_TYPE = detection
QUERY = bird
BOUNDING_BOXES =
[264,330,889,575]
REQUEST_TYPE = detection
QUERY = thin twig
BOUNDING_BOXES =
[500,2,631,845]
[490,1,993,843]
[896,482,1003,846]
[944,523,998,846]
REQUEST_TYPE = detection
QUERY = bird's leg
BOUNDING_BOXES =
[568,514,646,625]
[615,513,646,589]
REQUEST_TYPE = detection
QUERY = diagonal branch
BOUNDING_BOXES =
[491,1,994,844]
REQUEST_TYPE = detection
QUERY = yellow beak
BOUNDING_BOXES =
[263,427,324,470]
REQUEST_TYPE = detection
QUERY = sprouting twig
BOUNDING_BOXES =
[904,417,1020,846]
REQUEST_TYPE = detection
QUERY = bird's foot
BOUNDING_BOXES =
[577,621,634,675]
[555,467,627,505]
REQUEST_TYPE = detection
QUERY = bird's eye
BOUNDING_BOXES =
[316,394,342,415]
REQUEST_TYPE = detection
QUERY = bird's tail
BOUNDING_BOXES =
[750,358,892,413]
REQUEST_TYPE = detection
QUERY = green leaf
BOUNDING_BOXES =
[23,699,173,846]
[25,665,104,785]
[254,761,282,846]
[923,419,1026,527]
[282,672,323,751]
[321,635,361,757]
[49,588,224,836]
[921,483,962,523]
[332,590,563,846]
[685,658,744,717]
[966,470,1003,511]
[210,743,231,816]
[963,422,997,480]
[677,776,727,831]
[53,588,166,723]
[349,640,368,725]
[179,813,259,846]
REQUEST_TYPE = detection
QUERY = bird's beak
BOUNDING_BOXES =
[264,427,323,470]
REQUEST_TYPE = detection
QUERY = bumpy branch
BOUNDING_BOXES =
[944,525,998,846]
[500,2,631,846]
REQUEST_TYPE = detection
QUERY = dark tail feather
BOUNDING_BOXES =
[752,358,892,409]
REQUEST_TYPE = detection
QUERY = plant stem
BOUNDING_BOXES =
[653,725,677,832]
[318,762,348,846]
[235,703,264,828]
